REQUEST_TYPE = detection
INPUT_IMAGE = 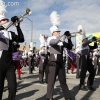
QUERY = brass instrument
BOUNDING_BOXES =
[68,32,81,37]
[5,8,32,30]
[95,37,100,43]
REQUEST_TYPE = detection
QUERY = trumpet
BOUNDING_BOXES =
[71,32,81,35]
[5,8,32,30]
[68,32,81,37]
[94,37,100,43]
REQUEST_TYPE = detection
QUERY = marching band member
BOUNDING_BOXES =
[28,48,34,74]
[0,1,24,99]
[78,25,97,91]
[12,43,24,80]
[75,44,81,78]
[39,34,50,84]
[46,11,73,100]
[97,49,100,75]
[39,44,47,84]
[93,48,100,76]
[22,46,28,67]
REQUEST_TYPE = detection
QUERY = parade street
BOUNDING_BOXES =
[2,67,100,100]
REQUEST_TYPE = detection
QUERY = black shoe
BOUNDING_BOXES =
[66,98,72,100]
[45,82,48,84]
[67,72,70,74]
[97,73,100,76]
[79,85,88,91]
[86,86,96,91]
[71,72,74,74]
[29,72,33,74]
[18,77,22,80]
[40,81,44,84]
[76,76,80,79]
[47,98,53,100]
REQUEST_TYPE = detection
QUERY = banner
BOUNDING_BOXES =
[86,32,100,46]
[64,48,76,61]
[76,32,100,47]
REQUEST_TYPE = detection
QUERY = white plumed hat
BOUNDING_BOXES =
[50,25,60,33]
[39,34,45,44]
[78,25,84,32]
[30,42,33,49]
[0,0,9,21]
[39,34,46,48]
[30,48,33,51]
[50,11,60,33]
[78,25,87,41]
[40,44,45,48]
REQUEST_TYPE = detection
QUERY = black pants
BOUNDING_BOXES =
[45,64,49,83]
[97,61,100,75]
[0,66,16,100]
[47,62,71,99]
[79,55,95,87]
[94,58,98,76]
[39,59,47,82]
[76,55,81,78]
[28,57,34,74]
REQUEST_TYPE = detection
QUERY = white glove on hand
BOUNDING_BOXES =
[60,35,66,42]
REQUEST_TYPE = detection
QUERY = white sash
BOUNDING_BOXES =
[0,30,12,50]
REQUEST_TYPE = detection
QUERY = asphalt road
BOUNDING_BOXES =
[2,67,100,100]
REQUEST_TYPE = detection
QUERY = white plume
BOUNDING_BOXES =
[39,34,45,44]
[77,25,85,35]
[0,0,6,16]
[50,11,60,26]
[78,25,84,32]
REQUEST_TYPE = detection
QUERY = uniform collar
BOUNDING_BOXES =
[0,26,5,30]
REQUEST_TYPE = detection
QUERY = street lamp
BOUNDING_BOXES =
[24,17,33,42]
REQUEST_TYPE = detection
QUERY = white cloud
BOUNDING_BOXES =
[6,0,100,47]
[26,0,100,33]
[27,0,54,12]
[60,0,100,33]
[27,0,100,47]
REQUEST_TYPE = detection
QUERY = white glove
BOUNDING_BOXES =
[60,35,66,42]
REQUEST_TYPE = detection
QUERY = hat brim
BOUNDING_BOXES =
[0,17,9,22]
[40,45,45,48]
[0,18,9,22]
[53,30,61,33]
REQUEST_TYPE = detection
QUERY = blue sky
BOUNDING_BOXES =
[2,0,100,47]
